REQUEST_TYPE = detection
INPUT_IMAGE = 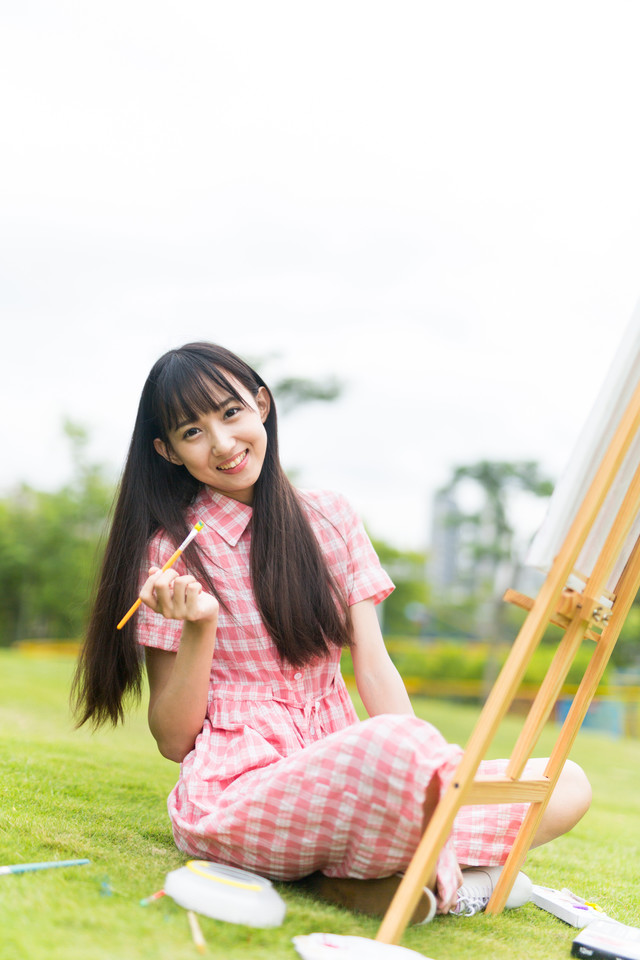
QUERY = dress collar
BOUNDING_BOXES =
[191,486,253,547]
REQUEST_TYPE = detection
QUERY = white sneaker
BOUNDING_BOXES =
[450,866,532,916]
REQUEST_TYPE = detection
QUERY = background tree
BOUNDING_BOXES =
[370,537,429,637]
[0,422,113,645]
[271,375,342,414]
[442,460,554,594]
[431,459,555,690]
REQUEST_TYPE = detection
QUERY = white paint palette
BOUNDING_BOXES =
[164,860,287,928]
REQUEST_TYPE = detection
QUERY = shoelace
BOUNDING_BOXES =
[452,879,492,917]
[454,893,489,916]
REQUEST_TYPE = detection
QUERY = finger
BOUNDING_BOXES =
[150,568,180,601]
[173,578,199,615]
[168,575,196,609]
[142,566,178,597]
[154,568,180,586]
[173,574,197,589]
[183,580,203,618]
[139,568,166,608]
[140,568,181,617]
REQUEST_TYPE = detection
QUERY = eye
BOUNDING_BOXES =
[181,426,201,440]
[223,406,242,419]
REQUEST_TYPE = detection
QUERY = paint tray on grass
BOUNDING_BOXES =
[531,884,612,927]
[164,860,286,928]
[572,920,640,960]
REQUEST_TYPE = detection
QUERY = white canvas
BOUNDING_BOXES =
[527,300,640,594]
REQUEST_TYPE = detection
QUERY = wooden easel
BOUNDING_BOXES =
[376,359,640,945]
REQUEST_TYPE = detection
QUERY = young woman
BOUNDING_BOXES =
[73,341,591,920]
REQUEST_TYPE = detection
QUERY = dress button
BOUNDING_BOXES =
[294,672,303,680]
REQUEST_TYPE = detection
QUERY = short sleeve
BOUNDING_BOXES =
[338,495,395,607]
[300,490,395,608]
[135,530,187,653]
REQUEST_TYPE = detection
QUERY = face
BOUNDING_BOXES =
[154,377,270,505]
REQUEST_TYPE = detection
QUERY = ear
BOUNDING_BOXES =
[153,438,184,465]
[255,386,271,424]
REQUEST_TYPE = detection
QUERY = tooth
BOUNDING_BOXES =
[221,452,244,470]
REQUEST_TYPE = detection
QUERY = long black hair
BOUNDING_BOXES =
[72,342,351,727]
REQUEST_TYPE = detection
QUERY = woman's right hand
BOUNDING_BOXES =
[140,566,219,624]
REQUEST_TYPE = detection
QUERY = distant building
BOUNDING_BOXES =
[429,489,464,597]
[429,486,546,607]
[429,488,497,600]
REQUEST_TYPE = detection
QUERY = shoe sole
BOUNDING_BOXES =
[301,872,436,924]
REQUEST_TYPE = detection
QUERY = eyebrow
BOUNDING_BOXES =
[173,396,243,432]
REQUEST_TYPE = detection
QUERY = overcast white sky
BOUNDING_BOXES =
[2,2,640,550]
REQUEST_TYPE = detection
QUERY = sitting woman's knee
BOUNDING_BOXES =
[532,759,591,847]
[561,759,592,823]
[547,760,591,836]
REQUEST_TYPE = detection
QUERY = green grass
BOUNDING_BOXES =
[0,649,639,960]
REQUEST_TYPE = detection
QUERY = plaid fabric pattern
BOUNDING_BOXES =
[451,759,530,866]
[136,488,528,908]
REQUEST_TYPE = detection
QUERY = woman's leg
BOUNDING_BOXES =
[446,757,591,913]
[453,756,592,866]
[527,758,592,847]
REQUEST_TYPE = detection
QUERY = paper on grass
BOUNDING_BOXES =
[292,933,435,960]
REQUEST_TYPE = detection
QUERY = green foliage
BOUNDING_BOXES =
[271,375,343,413]
[342,638,609,688]
[421,596,485,641]
[614,603,640,667]
[371,537,429,637]
[0,422,113,646]
[245,354,344,415]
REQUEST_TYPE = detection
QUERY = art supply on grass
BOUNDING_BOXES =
[100,877,114,896]
[164,860,286,928]
[572,919,640,960]
[116,521,204,629]
[187,910,207,954]
[140,888,166,906]
[531,884,611,927]
[0,858,90,876]
[292,933,435,959]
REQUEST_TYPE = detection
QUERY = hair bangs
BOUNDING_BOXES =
[154,356,246,437]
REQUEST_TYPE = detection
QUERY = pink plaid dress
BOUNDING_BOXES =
[136,488,527,908]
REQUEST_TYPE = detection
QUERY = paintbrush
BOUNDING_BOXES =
[0,859,90,876]
[116,521,205,630]
[187,910,207,954]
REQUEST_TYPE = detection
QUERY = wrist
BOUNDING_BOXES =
[181,616,218,643]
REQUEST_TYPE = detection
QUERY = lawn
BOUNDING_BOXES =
[0,649,638,960]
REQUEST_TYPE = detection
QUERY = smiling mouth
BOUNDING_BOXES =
[217,450,248,471]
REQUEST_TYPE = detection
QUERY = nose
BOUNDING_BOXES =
[208,423,235,458]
